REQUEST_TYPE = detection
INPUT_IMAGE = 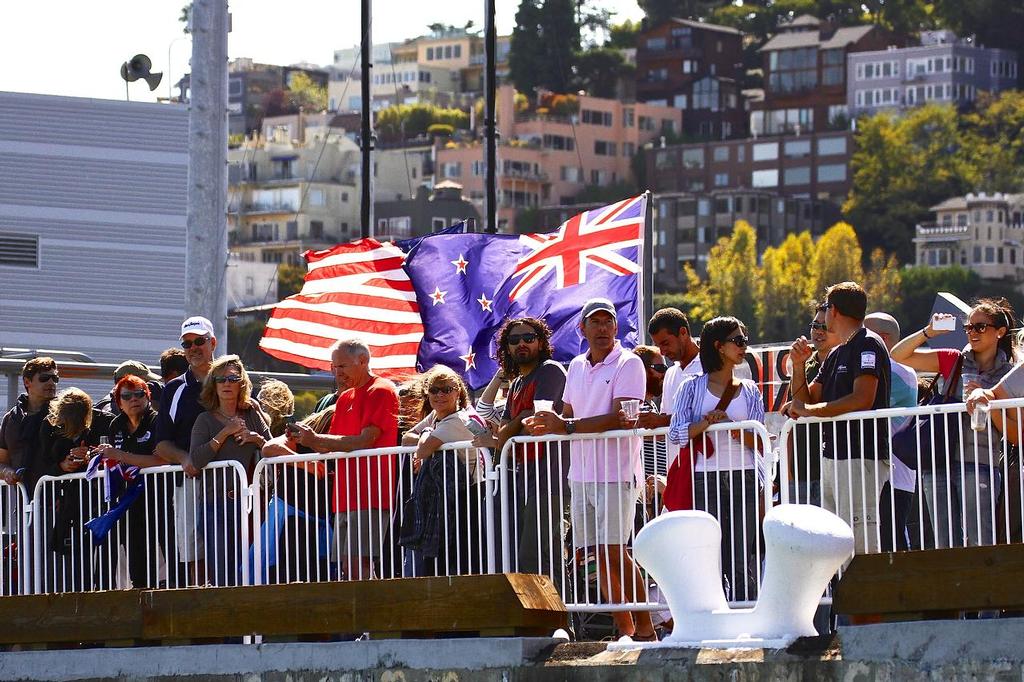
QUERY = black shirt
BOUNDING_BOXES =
[0,394,49,475]
[109,408,158,458]
[153,369,204,453]
[812,327,891,460]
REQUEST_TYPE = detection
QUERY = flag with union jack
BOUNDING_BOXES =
[402,195,647,388]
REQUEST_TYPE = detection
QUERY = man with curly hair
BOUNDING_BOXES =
[489,317,567,584]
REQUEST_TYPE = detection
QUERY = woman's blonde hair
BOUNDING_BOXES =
[416,365,469,418]
[46,388,93,438]
[256,378,294,437]
[199,355,254,411]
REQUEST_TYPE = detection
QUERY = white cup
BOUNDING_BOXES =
[533,399,554,414]
[622,399,641,423]
[971,402,990,432]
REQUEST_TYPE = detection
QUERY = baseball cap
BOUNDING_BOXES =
[581,298,617,321]
[113,360,161,383]
[180,316,215,339]
[864,312,900,340]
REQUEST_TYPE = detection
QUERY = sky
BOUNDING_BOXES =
[0,0,645,103]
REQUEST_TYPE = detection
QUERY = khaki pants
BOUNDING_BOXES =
[821,457,891,555]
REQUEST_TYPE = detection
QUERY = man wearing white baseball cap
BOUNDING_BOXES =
[153,316,218,586]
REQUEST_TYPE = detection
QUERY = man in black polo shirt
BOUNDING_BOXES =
[0,357,59,485]
[154,316,218,585]
[789,282,891,554]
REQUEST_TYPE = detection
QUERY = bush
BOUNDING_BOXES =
[427,123,454,137]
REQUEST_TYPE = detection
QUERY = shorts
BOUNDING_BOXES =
[332,509,387,559]
[173,479,205,562]
[569,480,638,548]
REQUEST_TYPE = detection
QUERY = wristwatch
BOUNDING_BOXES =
[564,419,577,435]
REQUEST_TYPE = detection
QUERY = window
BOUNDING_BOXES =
[309,189,325,206]
[245,276,255,296]
[638,116,654,131]
[444,45,452,59]
[560,166,582,182]
[817,164,847,182]
[692,77,719,111]
[0,233,39,267]
[623,142,636,157]
[682,59,699,74]
[714,173,729,187]
[768,47,818,94]
[442,162,461,177]
[752,169,779,187]
[715,197,731,214]
[822,49,844,86]
[784,140,811,158]
[426,47,434,60]
[713,146,729,162]
[581,109,613,126]
[646,37,666,50]
[542,134,574,150]
[752,142,778,161]
[432,217,446,231]
[698,199,710,216]
[818,137,846,156]
[784,166,810,185]
[594,140,616,156]
[341,192,349,202]
[973,246,982,263]
[986,246,995,263]
[682,148,704,169]
[623,108,634,127]
[310,220,324,239]
[646,68,668,82]
[673,94,688,109]
[453,45,461,58]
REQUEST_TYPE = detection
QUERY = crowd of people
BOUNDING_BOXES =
[1,281,1022,639]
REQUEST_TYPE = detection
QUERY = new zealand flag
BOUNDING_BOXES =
[401,196,646,389]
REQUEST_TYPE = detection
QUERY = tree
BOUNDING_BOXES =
[960,91,1024,192]
[509,0,581,95]
[758,232,815,342]
[683,220,760,334]
[573,48,632,98]
[374,103,470,143]
[863,248,902,315]
[285,72,327,113]
[638,0,720,26]
[807,222,864,303]
[510,0,546,96]
[894,265,980,330]
[606,20,639,49]
[277,264,306,300]
[844,105,976,263]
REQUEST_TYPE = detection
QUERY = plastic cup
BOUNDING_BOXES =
[962,373,980,402]
[972,402,990,432]
[622,399,641,423]
[533,399,554,414]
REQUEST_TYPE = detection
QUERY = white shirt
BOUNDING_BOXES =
[661,355,752,414]
[693,387,756,472]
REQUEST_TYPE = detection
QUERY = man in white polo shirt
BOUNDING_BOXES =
[528,297,656,642]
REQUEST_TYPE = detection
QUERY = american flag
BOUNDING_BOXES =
[259,238,423,378]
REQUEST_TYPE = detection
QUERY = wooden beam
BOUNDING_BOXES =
[0,574,567,645]
[835,545,1024,616]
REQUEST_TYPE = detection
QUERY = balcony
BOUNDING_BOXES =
[501,167,549,183]
[235,202,300,215]
[914,222,969,243]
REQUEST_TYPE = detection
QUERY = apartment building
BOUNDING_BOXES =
[635,18,747,140]
[847,31,1018,116]
[752,15,893,135]
[436,85,682,230]
[374,181,481,242]
[915,192,1024,282]
[646,131,853,205]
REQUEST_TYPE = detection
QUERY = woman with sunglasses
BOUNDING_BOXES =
[399,365,488,577]
[667,316,766,603]
[188,355,271,585]
[92,375,166,587]
[891,298,1017,548]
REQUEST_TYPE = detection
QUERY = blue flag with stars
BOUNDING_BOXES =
[400,196,647,389]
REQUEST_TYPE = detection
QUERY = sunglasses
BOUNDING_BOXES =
[816,302,831,313]
[507,333,539,346]
[181,336,210,350]
[119,390,147,400]
[650,363,669,373]
[725,334,749,348]
[36,374,60,384]
[809,322,828,331]
[964,322,996,334]
[427,385,457,395]
[213,374,243,384]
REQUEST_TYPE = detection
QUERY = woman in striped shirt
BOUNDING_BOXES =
[668,316,767,603]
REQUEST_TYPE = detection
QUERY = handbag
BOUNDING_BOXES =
[663,379,739,512]
[891,352,963,472]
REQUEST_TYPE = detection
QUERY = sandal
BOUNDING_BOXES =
[632,631,659,642]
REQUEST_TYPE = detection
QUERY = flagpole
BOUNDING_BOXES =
[641,190,654,344]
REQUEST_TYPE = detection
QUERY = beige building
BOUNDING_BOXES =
[915,192,1024,282]
[436,85,683,230]
[228,120,361,265]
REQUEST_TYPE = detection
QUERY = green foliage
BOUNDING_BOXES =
[375,103,469,143]
[807,222,864,303]
[638,0,721,26]
[894,265,980,330]
[510,0,581,95]
[286,72,328,112]
[427,123,455,137]
[573,180,639,205]
[606,20,639,49]
[652,292,688,313]
[277,263,305,300]
[683,220,760,335]
[758,232,816,342]
[292,390,320,421]
[573,48,633,98]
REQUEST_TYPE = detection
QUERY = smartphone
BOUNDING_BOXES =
[933,315,956,332]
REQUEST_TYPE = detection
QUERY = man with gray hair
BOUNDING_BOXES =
[270,338,399,580]
[864,312,919,551]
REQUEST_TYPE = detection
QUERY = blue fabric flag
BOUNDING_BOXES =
[401,196,646,389]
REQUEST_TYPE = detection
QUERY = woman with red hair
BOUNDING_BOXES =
[94,374,165,588]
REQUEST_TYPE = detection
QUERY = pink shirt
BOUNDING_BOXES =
[562,341,646,483]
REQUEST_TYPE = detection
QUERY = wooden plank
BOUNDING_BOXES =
[0,575,566,645]
[0,591,144,644]
[143,574,567,639]
[835,545,1024,615]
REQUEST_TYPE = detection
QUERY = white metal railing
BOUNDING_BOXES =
[496,422,774,613]
[250,442,495,585]
[0,482,30,596]
[31,461,249,594]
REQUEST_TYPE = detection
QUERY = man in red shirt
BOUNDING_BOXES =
[285,338,399,580]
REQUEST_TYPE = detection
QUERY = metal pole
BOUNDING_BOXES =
[185,0,229,344]
[642,191,655,343]
[484,0,497,233]
[360,0,374,238]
